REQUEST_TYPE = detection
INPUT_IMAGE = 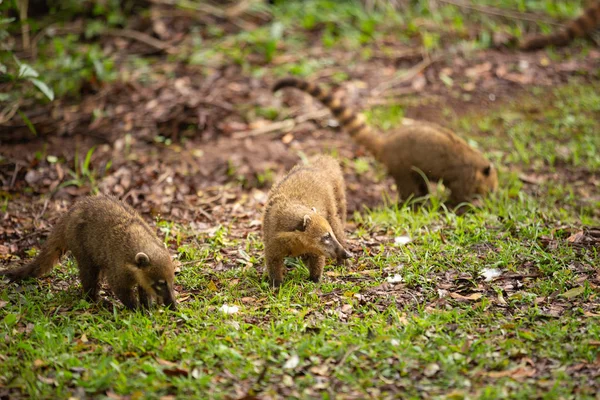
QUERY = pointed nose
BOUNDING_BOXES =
[163,291,178,310]
[342,249,353,259]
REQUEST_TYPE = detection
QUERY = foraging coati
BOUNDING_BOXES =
[262,155,353,287]
[0,195,177,310]
[273,77,498,206]
[520,1,600,51]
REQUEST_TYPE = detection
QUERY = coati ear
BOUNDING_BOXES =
[303,214,311,229]
[482,165,492,177]
[293,214,311,232]
[135,252,150,267]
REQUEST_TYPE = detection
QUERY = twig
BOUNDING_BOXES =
[103,28,172,52]
[196,206,215,222]
[438,0,563,27]
[371,55,437,96]
[9,163,21,189]
[492,273,542,281]
[232,109,331,139]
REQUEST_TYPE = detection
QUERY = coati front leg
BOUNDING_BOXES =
[394,171,429,203]
[76,258,101,302]
[106,273,138,309]
[138,287,151,309]
[329,218,348,266]
[305,254,325,283]
[265,249,286,288]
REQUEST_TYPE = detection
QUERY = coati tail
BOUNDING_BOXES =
[1,219,68,281]
[520,2,600,51]
[273,77,384,157]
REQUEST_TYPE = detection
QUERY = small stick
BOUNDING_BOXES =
[232,109,331,139]
[371,55,437,96]
[103,28,172,52]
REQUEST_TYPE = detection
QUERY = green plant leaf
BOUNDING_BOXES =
[18,63,39,79]
[30,79,55,101]
[17,110,37,136]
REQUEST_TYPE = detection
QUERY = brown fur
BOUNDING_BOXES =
[273,78,498,205]
[0,195,177,310]
[262,155,353,287]
[520,2,600,51]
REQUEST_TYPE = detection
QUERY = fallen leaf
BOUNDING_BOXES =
[386,274,403,283]
[394,236,412,245]
[283,354,299,369]
[423,363,440,377]
[566,231,585,243]
[220,304,239,314]
[481,268,502,281]
[449,292,482,301]
[561,286,585,299]
[37,375,58,386]
[156,358,178,367]
[487,366,536,380]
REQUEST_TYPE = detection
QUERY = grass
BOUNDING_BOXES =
[2,78,599,398]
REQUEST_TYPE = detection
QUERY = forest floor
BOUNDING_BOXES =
[0,1,599,399]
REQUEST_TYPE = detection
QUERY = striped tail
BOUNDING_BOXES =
[1,218,68,282]
[273,77,384,158]
[520,2,600,51]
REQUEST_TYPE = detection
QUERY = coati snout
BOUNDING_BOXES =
[133,252,177,310]
[297,212,353,262]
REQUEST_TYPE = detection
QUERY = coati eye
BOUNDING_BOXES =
[152,280,167,293]
[482,165,491,177]
[322,233,331,243]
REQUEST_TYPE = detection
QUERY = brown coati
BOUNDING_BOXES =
[262,155,353,287]
[272,77,498,206]
[520,2,600,51]
[0,195,177,310]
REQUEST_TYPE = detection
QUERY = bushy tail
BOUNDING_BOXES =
[273,77,384,158]
[520,2,600,51]
[1,218,68,281]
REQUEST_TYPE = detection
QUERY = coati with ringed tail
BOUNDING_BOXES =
[0,195,177,310]
[273,78,498,206]
[520,1,600,51]
[262,155,353,287]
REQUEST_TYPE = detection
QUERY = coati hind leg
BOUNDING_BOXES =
[305,254,325,283]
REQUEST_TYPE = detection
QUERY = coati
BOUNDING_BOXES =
[273,77,498,206]
[262,155,353,287]
[520,1,600,51]
[0,195,177,310]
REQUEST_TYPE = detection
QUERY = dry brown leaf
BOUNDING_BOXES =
[449,292,482,301]
[156,358,178,367]
[486,366,536,380]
